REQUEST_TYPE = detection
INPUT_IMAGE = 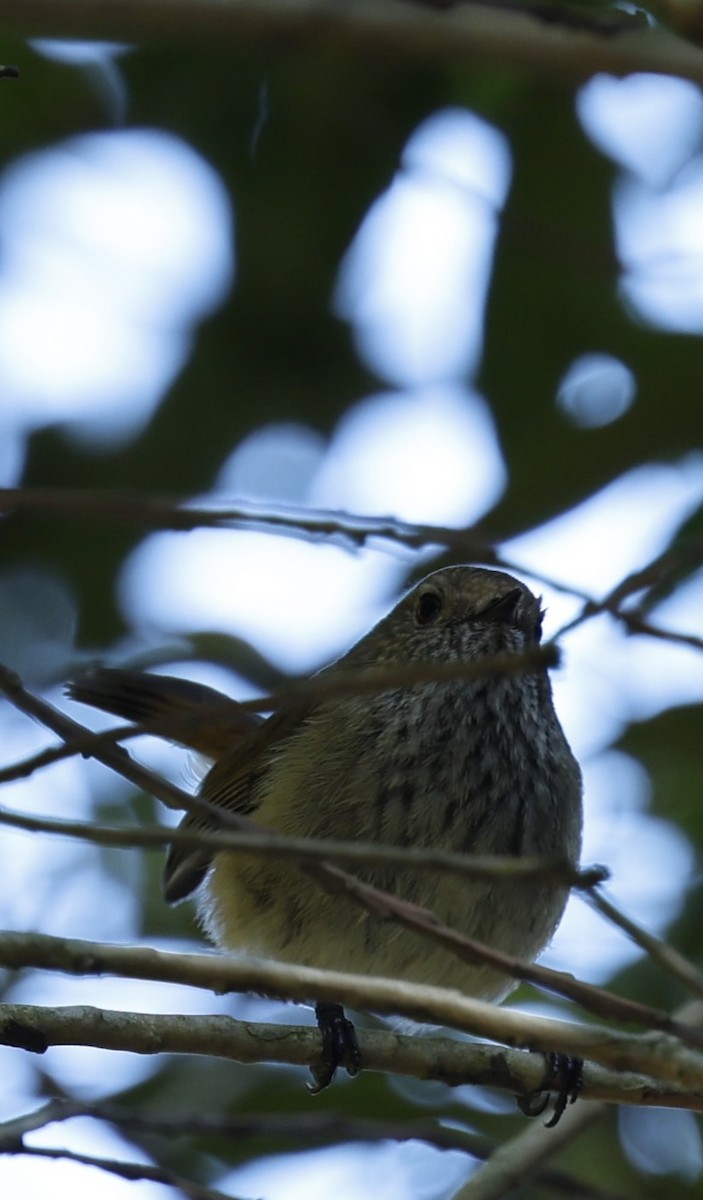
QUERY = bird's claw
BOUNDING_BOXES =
[517,1053,584,1127]
[308,1002,362,1094]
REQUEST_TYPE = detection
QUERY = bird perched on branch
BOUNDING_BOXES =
[68,565,582,1092]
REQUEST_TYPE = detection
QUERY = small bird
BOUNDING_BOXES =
[68,566,582,1089]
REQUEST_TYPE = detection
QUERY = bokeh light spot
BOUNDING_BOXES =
[0,127,233,447]
[557,352,636,428]
[335,107,511,386]
[578,73,703,189]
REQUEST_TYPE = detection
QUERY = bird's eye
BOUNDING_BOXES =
[415,590,443,626]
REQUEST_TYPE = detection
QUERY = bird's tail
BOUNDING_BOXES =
[67,668,262,757]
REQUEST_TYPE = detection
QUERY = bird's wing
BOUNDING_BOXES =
[163,703,309,902]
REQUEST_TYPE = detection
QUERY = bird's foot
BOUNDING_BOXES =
[308,1002,362,1094]
[517,1053,584,1127]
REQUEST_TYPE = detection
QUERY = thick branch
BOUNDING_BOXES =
[0,789,690,1048]
[1,1001,702,1112]
[0,660,692,1045]
[2,932,703,1087]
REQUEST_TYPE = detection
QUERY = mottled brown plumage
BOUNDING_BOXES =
[69,566,582,1006]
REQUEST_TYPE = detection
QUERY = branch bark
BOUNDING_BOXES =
[2,1000,703,1113]
[3,931,703,1090]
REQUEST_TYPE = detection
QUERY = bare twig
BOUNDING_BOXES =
[319,868,703,1046]
[587,889,703,1003]
[0,487,588,599]
[608,610,703,653]
[4,1143,236,1200]
[602,532,703,610]
[0,664,199,813]
[2,487,700,655]
[556,600,703,654]
[1,650,565,750]
[551,534,703,651]
[0,1100,637,1199]
[449,1099,607,1200]
[233,645,560,714]
[0,1099,79,1144]
[0,725,143,785]
[3,1096,493,1159]
[449,1002,703,1196]
[0,486,499,555]
[0,801,605,890]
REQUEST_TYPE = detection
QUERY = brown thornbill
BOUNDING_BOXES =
[68,566,582,1090]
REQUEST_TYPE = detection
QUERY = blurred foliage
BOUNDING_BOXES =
[1,7,703,1200]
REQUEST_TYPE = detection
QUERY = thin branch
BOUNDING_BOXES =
[303,864,703,1046]
[0,724,143,785]
[586,888,703,1003]
[5,1144,236,1200]
[4,1097,493,1159]
[1,1001,702,1112]
[232,645,560,714]
[449,1099,608,1200]
[2,487,700,655]
[2,932,703,1087]
[0,801,606,890]
[602,532,703,611]
[556,599,703,654]
[0,1100,637,1200]
[450,1000,703,1196]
